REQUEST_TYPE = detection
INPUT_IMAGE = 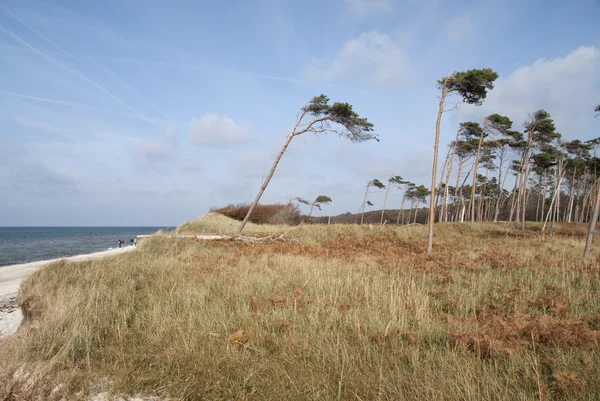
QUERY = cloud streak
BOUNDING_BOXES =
[0,91,183,126]
[0,22,161,128]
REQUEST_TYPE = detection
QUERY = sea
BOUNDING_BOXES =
[0,227,171,267]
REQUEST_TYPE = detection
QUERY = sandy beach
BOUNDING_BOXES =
[0,246,136,339]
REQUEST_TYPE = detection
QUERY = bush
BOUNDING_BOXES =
[210,203,302,225]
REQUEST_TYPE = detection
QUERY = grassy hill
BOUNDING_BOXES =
[1,215,599,400]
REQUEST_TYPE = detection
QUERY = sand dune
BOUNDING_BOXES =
[0,246,136,339]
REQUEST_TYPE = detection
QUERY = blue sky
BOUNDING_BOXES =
[1,0,599,226]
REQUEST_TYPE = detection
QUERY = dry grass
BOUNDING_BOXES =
[210,203,302,225]
[1,216,600,400]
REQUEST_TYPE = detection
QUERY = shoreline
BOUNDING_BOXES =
[0,246,137,339]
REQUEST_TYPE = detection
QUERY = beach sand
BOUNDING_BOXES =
[0,246,136,339]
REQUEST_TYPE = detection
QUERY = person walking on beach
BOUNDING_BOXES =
[118,239,123,249]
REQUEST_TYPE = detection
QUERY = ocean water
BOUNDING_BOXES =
[0,227,171,267]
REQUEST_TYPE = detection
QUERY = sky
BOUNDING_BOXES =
[0,0,599,226]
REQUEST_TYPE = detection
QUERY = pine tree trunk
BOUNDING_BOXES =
[237,133,296,234]
[441,132,459,222]
[459,164,474,223]
[397,190,407,224]
[535,174,543,222]
[543,168,566,233]
[381,180,391,225]
[360,183,370,225]
[584,178,600,256]
[479,161,490,222]
[494,148,506,221]
[470,119,488,228]
[453,159,466,222]
[521,161,532,230]
[509,177,519,222]
[427,87,448,254]
[414,202,419,224]
[579,175,590,222]
[574,175,584,223]
[308,203,316,219]
[567,169,576,222]
[540,170,547,223]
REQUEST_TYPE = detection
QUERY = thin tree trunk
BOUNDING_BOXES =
[584,178,600,256]
[308,203,316,219]
[536,174,543,222]
[436,147,452,213]
[509,177,519,222]
[542,169,566,233]
[479,160,490,222]
[397,189,407,224]
[441,132,459,222]
[540,170,547,223]
[414,202,419,224]
[493,146,507,222]
[470,119,488,228]
[453,159,467,222]
[574,175,585,223]
[459,163,474,223]
[428,87,448,254]
[521,161,532,230]
[579,175,590,222]
[360,183,370,225]
[381,179,391,225]
[567,169,576,222]
[237,133,296,233]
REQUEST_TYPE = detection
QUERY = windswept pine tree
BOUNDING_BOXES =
[428,69,498,254]
[381,175,405,225]
[237,95,377,234]
[584,104,600,255]
[290,195,332,219]
[515,110,558,230]
[469,114,512,228]
[359,179,385,225]
[397,181,415,224]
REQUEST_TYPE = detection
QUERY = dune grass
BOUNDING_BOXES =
[1,216,600,400]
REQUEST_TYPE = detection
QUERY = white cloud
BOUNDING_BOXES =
[189,114,257,147]
[446,14,472,45]
[136,125,177,166]
[136,140,175,164]
[305,31,409,87]
[344,0,393,18]
[456,46,600,140]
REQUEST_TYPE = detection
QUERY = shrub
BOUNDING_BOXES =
[210,203,302,225]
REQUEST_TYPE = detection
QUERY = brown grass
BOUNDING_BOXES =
[210,203,302,225]
[1,217,600,400]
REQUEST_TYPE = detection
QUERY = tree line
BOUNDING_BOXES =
[232,80,599,256]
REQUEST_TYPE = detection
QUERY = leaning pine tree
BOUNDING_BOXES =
[381,175,404,225]
[236,95,377,234]
[584,104,600,256]
[360,179,386,225]
[427,69,498,254]
[469,114,512,229]
[291,195,333,220]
